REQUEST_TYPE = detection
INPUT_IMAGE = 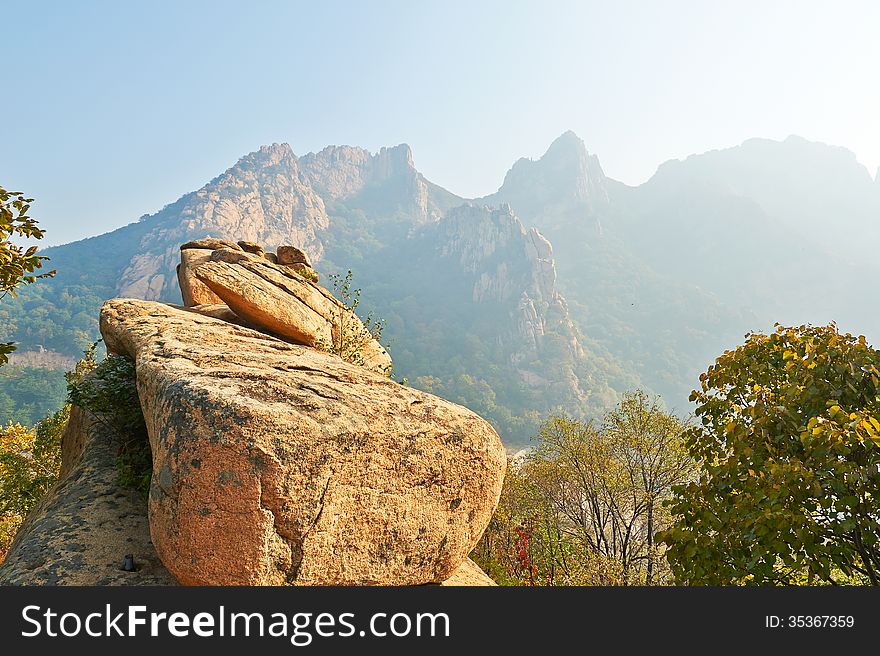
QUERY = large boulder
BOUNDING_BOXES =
[0,403,496,586]
[99,299,505,586]
[177,248,223,307]
[194,249,392,375]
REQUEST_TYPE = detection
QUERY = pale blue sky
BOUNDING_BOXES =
[2,0,878,245]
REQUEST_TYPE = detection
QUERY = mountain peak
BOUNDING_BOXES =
[484,131,609,226]
[259,142,295,156]
[544,130,587,159]
[379,143,415,168]
[232,143,298,173]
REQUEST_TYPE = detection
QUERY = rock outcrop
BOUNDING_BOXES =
[192,247,391,375]
[2,227,507,586]
[98,299,505,586]
[0,398,500,586]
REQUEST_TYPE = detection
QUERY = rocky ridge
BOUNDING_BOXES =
[298,144,439,222]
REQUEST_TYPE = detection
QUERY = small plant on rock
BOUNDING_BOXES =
[319,270,392,376]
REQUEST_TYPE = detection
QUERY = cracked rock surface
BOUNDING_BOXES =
[99,299,505,585]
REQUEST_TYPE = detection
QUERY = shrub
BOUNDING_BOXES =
[67,353,151,499]
[320,269,392,376]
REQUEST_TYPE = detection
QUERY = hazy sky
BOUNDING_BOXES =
[2,0,878,245]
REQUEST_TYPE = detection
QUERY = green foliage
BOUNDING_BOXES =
[0,416,64,518]
[0,367,69,427]
[319,269,392,376]
[65,342,99,388]
[294,265,319,284]
[659,324,880,585]
[67,353,151,498]
[0,185,56,365]
[473,391,694,585]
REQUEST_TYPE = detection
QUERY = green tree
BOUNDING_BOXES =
[0,186,55,365]
[659,323,880,585]
[474,391,693,585]
[0,345,96,562]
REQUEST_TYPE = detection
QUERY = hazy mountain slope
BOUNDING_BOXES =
[477,131,880,406]
[3,131,878,445]
[644,135,880,262]
[479,133,752,407]
[1,141,634,446]
[614,137,880,344]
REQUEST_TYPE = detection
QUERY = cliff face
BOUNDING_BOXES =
[421,203,588,406]
[118,144,329,301]
[433,203,580,358]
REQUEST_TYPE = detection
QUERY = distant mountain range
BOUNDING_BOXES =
[2,132,878,445]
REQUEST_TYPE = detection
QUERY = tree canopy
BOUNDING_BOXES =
[660,323,880,585]
[0,185,55,365]
[474,391,694,585]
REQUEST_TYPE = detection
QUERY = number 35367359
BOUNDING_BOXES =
[765,616,855,628]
